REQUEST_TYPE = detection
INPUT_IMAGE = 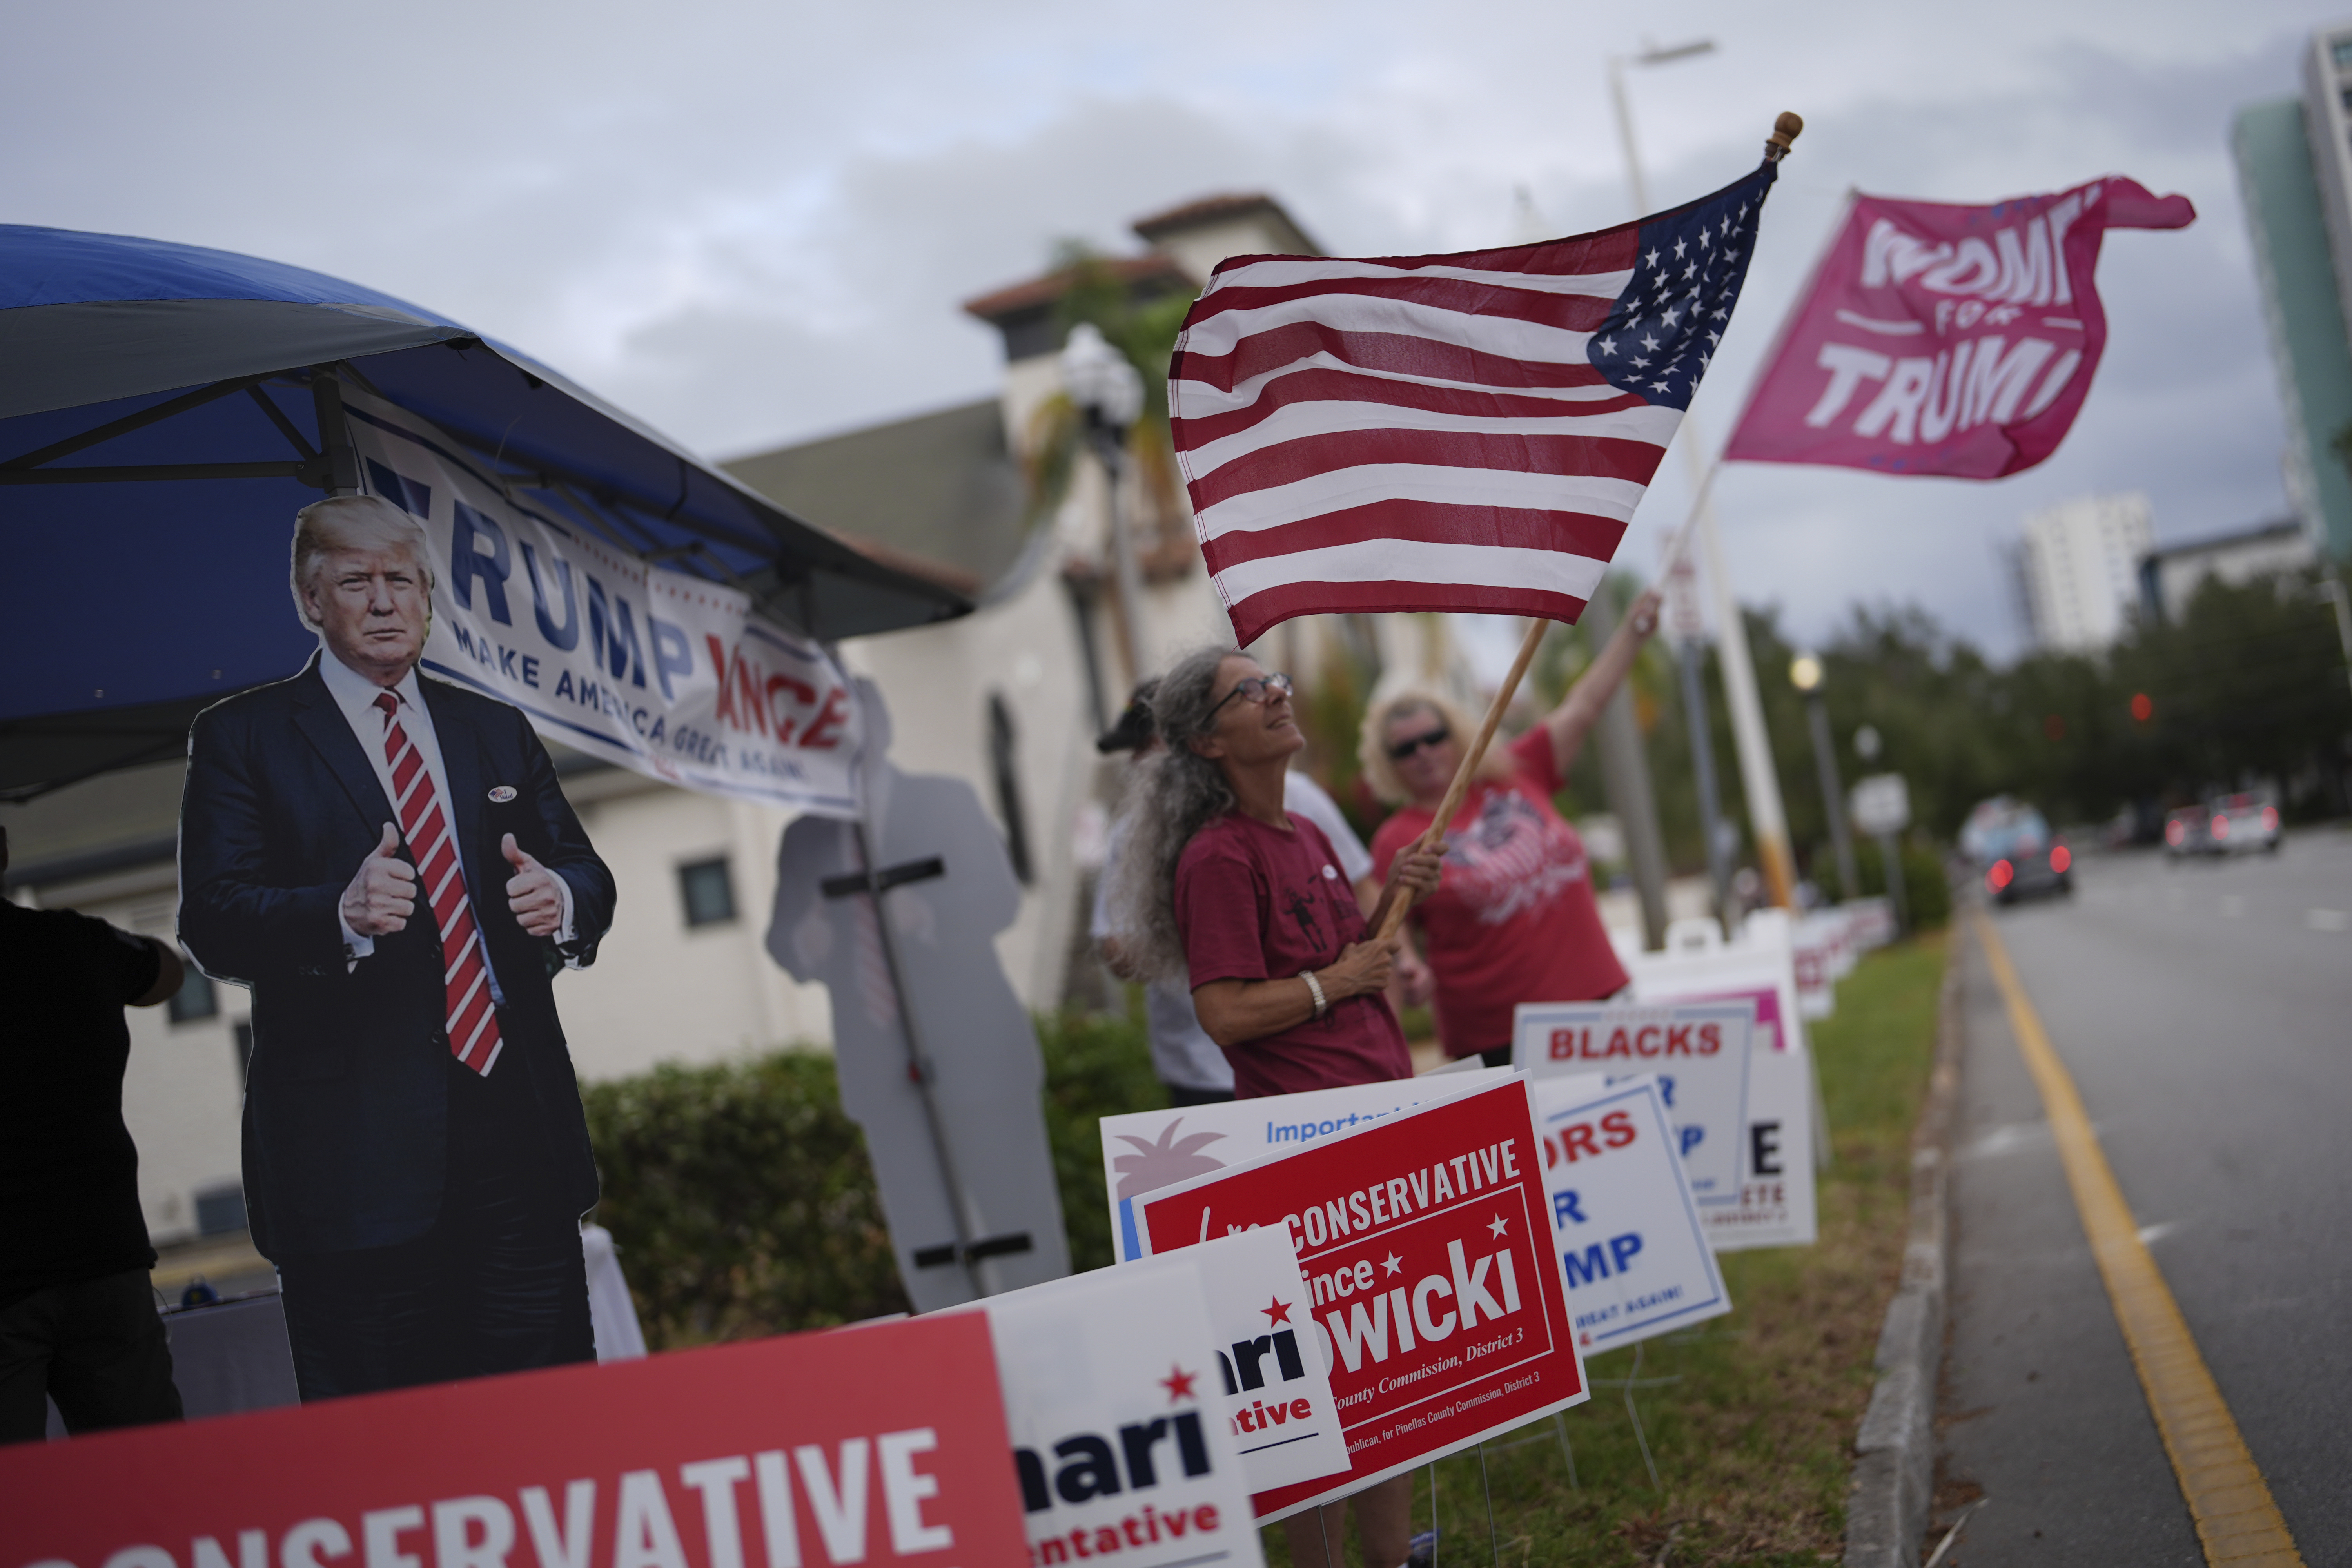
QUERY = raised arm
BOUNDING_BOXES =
[1542,587,1662,780]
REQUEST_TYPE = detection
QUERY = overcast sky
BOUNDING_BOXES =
[4,1,2330,657]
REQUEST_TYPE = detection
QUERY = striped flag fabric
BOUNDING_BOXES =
[1169,161,1780,646]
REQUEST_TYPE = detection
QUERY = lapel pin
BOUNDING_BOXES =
[488,785,518,803]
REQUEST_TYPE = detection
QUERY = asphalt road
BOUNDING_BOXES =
[1940,826,2352,1564]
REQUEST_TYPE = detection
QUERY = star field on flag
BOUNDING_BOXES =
[1167,161,1778,646]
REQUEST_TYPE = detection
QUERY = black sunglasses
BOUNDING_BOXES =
[1387,725,1451,762]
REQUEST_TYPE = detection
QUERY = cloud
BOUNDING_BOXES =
[0,0,2323,658]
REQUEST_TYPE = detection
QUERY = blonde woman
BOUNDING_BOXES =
[1362,590,1662,1066]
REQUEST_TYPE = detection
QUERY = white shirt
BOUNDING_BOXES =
[318,650,573,984]
[1283,769,1374,886]
[1092,817,1234,1093]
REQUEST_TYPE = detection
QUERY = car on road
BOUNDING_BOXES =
[2163,806,2212,858]
[2205,791,2281,855]
[1963,797,2073,905]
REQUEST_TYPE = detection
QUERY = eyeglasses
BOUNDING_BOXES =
[1206,671,1294,720]
[1386,726,1451,762]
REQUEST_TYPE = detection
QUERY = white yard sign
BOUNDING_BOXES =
[1529,1073,1731,1350]
[1619,924,1820,1250]
[1181,1228,1352,1500]
[972,1247,1267,1566]
[1512,999,1757,1206]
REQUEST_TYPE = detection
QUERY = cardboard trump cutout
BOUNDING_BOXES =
[768,681,1069,1311]
[178,494,612,1402]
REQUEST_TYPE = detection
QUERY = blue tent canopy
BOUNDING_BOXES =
[0,224,969,800]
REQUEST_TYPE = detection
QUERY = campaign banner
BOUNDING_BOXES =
[1512,1000,1758,1205]
[1529,1073,1731,1350]
[1099,1071,1512,1263]
[0,1312,1024,1568]
[342,386,865,815]
[1722,176,2194,479]
[973,1248,1267,1566]
[1132,1079,1587,1518]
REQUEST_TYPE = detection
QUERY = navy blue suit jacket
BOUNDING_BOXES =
[179,655,612,1258]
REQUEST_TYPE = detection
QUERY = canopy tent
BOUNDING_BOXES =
[0,225,969,801]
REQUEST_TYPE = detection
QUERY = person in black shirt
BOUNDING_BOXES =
[0,824,189,1443]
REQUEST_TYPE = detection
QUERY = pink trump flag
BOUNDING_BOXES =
[1722,176,2193,479]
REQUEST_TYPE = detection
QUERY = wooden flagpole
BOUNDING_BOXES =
[1372,615,1549,942]
[1371,111,1803,945]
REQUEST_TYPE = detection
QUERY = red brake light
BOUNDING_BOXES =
[1988,859,2014,890]
[2212,815,2229,840]
[2262,807,2278,831]
[2165,821,2185,846]
[2051,846,2071,873]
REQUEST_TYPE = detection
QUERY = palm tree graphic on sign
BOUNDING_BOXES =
[1112,1119,1229,1199]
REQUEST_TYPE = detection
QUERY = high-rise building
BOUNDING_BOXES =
[2016,493,2154,652]
[2232,27,2352,563]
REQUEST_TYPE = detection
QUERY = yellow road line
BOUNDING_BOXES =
[1974,912,2304,1566]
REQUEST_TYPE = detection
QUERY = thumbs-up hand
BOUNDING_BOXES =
[503,831,565,937]
[341,822,417,936]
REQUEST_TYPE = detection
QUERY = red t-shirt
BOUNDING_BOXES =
[1370,726,1628,1057]
[1174,811,1412,1099]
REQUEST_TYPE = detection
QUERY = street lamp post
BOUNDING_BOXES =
[1577,41,1720,951]
[1661,537,1736,929]
[1790,653,1859,901]
[1060,323,1149,687]
[1852,725,1910,933]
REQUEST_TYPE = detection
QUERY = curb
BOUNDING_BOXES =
[1844,924,1966,1568]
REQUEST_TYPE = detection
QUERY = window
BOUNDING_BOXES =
[167,961,218,1025]
[2334,37,2352,68]
[678,857,737,927]
[988,692,1034,885]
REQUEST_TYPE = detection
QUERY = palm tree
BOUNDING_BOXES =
[1021,243,1197,577]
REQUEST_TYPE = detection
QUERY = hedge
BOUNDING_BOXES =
[581,1005,1166,1350]
[1819,835,1952,929]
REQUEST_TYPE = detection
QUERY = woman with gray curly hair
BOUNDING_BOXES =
[1109,646,1444,1097]
[1108,644,1441,1568]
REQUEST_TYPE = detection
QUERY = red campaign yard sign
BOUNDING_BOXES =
[2,1313,1025,1568]
[1133,1078,1586,1516]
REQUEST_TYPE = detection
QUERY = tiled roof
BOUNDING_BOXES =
[960,255,1192,323]
[1130,192,1285,241]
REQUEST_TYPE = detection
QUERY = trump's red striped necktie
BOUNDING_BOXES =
[375,691,502,1074]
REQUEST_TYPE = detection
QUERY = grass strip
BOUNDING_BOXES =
[1261,932,1948,1568]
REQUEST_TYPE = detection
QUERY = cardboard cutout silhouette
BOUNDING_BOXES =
[768,681,1069,1310]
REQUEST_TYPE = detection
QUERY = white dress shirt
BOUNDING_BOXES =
[318,650,573,989]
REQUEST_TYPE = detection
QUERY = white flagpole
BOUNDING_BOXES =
[1644,114,1808,911]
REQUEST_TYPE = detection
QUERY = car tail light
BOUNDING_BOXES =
[2262,807,2279,832]
[2165,820,2185,847]
[2051,846,2071,873]
[1988,859,2014,891]
[2212,815,2229,840]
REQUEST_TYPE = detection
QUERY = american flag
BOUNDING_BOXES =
[1169,162,1779,646]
